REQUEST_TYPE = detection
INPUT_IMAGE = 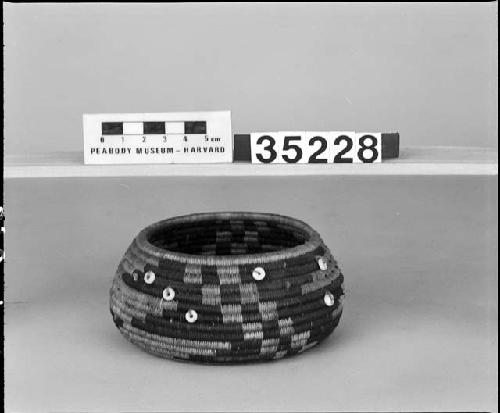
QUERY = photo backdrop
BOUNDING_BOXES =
[4,2,498,157]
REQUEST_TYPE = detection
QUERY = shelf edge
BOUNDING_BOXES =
[4,163,498,179]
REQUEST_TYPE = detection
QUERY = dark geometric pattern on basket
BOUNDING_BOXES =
[109,212,345,363]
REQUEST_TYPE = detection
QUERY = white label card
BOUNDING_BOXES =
[250,131,382,164]
[83,111,232,164]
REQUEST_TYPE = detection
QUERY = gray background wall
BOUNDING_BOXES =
[4,2,498,157]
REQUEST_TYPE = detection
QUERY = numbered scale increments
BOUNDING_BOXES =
[83,111,232,165]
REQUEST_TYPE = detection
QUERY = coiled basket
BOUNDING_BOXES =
[109,212,345,363]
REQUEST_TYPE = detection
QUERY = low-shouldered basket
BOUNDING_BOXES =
[110,212,345,363]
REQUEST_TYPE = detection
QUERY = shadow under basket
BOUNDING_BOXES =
[109,212,345,363]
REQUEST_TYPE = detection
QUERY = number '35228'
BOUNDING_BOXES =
[250,132,382,164]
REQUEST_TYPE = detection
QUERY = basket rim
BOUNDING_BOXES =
[134,212,323,265]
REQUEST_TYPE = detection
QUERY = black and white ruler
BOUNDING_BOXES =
[83,111,232,164]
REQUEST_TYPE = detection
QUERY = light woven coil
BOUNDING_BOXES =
[109,212,345,363]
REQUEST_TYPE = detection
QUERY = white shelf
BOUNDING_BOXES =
[4,146,498,178]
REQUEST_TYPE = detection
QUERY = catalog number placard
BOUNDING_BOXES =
[250,132,382,164]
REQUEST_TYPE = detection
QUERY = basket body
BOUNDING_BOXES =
[109,212,345,363]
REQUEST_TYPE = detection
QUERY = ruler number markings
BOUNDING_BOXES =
[83,111,232,164]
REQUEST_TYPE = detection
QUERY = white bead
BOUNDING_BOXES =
[324,291,335,307]
[317,257,328,271]
[252,267,266,281]
[162,287,175,301]
[185,309,198,323]
[132,272,139,282]
[144,270,156,284]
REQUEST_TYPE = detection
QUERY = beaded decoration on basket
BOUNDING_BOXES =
[109,212,345,363]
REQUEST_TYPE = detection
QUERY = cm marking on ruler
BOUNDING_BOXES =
[83,111,232,164]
